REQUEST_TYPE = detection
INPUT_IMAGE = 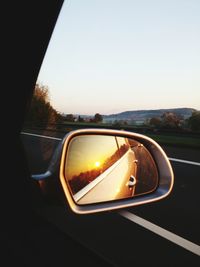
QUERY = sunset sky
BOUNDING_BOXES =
[65,135,119,180]
[37,0,200,115]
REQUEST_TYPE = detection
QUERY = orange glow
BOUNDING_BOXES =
[65,135,119,181]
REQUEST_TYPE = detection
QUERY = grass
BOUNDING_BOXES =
[146,133,200,149]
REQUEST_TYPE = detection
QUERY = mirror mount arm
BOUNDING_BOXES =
[31,139,66,205]
[31,170,52,181]
[31,139,64,181]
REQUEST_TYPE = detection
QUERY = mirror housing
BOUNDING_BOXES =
[32,129,174,214]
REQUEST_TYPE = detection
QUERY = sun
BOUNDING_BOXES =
[94,161,101,168]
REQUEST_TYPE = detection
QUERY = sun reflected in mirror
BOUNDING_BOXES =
[94,161,101,168]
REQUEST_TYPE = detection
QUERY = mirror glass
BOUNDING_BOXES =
[64,134,158,205]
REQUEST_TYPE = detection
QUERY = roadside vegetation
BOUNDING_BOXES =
[24,83,200,149]
[146,134,200,149]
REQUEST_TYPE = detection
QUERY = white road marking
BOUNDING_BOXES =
[119,210,200,256]
[169,157,200,167]
[21,131,62,141]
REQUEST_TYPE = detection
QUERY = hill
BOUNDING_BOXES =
[103,108,196,123]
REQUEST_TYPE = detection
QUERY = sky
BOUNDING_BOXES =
[37,0,200,115]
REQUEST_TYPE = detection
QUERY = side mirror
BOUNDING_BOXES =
[32,129,174,214]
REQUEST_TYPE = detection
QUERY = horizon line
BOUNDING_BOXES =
[60,107,198,116]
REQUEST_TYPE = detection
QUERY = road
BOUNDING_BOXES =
[21,130,200,266]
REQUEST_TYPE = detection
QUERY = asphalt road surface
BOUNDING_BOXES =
[21,130,200,266]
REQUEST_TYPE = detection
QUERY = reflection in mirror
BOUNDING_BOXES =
[64,134,158,205]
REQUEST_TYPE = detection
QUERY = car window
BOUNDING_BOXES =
[23,0,199,149]
[116,137,130,157]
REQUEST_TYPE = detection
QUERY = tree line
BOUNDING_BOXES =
[25,83,200,132]
[148,111,200,131]
[25,83,103,126]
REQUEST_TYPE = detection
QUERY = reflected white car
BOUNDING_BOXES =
[74,146,137,205]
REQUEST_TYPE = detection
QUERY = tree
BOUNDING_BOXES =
[93,113,103,123]
[149,117,162,128]
[188,111,200,131]
[65,114,75,122]
[25,83,62,125]
[113,120,121,127]
[161,112,181,129]
[78,115,85,122]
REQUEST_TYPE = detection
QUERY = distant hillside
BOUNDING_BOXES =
[103,108,196,123]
